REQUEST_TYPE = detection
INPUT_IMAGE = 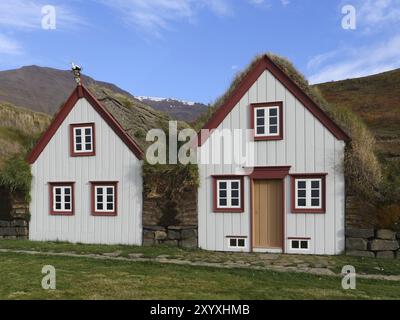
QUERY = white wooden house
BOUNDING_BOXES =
[27,85,144,245]
[197,55,350,255]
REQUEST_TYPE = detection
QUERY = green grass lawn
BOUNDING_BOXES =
[1,251,400,300]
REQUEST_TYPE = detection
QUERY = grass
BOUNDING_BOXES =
[1,251,400,300]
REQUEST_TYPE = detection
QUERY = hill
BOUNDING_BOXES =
[315,69,400,160]
[0,66,207,122]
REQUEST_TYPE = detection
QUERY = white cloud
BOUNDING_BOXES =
[0,34,22,55]
[0,0,83,30]
[357,0,400,27]
[308,35,400,83]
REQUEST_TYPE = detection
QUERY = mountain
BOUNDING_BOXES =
[315,69,400,160]
[136,96,208,123]
[0,66,208,122]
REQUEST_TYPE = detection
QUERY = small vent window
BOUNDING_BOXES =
[228,237,247,249]
[290,239,310,250]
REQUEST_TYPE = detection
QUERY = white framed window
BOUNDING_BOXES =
[74,126,93,153]
[91,182,118,216]
[290,239,310,251]
[295,178,322,209]
[254,105,280,137]
[217,179,241,210]
[50,183,74,215]
[227,237,247,249]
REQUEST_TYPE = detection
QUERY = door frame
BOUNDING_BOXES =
[248,166,291,253]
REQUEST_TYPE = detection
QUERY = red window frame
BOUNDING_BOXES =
[212,175,245,213]
[49,182,75,216]
[90,181,118,216]
[250,102,284,141]
[290,174,327,214]
[70,123,96,157]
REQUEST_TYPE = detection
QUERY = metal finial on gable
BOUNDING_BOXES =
[71,62,82,86]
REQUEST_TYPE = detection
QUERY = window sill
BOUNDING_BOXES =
[291,209,326,214]
[92,212,118,217]
[213,208,244,213]
[253,135,283,141]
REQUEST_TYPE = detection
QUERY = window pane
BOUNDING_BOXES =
[97,203,103,210]
[219,199,227,206]
[297,181,306,189]
[55,188,61,195]
[231,199,239,206]
[64,188,70,195]
[298,190,306,198]
[97,188,103,195]
[231,190,239,198]
[75,129,81,136]
[269,117,277,125]
[107,204,113,211]
[301,241,308,249]
[257,118,265,126]
[219,182,227,190]
[219,190,227,198]
[55,203,61,210]
[231,182,239,189]
[97,196,103,203]
[238,239,245,247]
[298,199,306,207]
[76,137,82,143]
[230,239,237,247]
[311,180,320,189]
[311,199,320,207]
[311,190,320,197]
[55,196,61,202]
[76,144,82,151]
[107,196,113,202]
[269,108,277,116]
[256,109,264,117]
[257,127,265,135]
[85,136,91,143]
[85,144,92,150]
[107,188,114,195]
[65,196,71,203]
[270,126,278,134]
[85,129,91,135]
[65,204,71,210]
[292,240,299,249]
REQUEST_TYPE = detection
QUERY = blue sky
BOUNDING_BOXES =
[0,0,399,104]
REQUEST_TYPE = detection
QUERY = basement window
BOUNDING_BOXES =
[227,237,247,249]
[290,239,310,251]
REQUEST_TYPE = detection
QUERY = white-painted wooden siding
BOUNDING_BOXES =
[29,98,143,245]
[198,70,346,255]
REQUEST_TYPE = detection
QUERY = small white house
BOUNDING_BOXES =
[28,85,144,245]
[197,55,350,255]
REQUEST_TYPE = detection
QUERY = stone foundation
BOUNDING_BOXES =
[143,226,198,248]
[0,219,29,239]
[346,228,400,259]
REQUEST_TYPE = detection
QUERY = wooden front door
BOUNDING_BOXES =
[253,180,283,249]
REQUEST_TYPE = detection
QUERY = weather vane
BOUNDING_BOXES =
[71,62,82,85]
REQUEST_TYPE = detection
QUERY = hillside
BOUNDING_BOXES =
[0,102,51,166]
[315,69,400,159]
[0,66,207,122]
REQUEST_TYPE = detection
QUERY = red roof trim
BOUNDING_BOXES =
[198,55,350,146]
[27,85,144,164]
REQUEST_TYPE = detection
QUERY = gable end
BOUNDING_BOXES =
[198,55,350,146]
[27,85,144,164]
